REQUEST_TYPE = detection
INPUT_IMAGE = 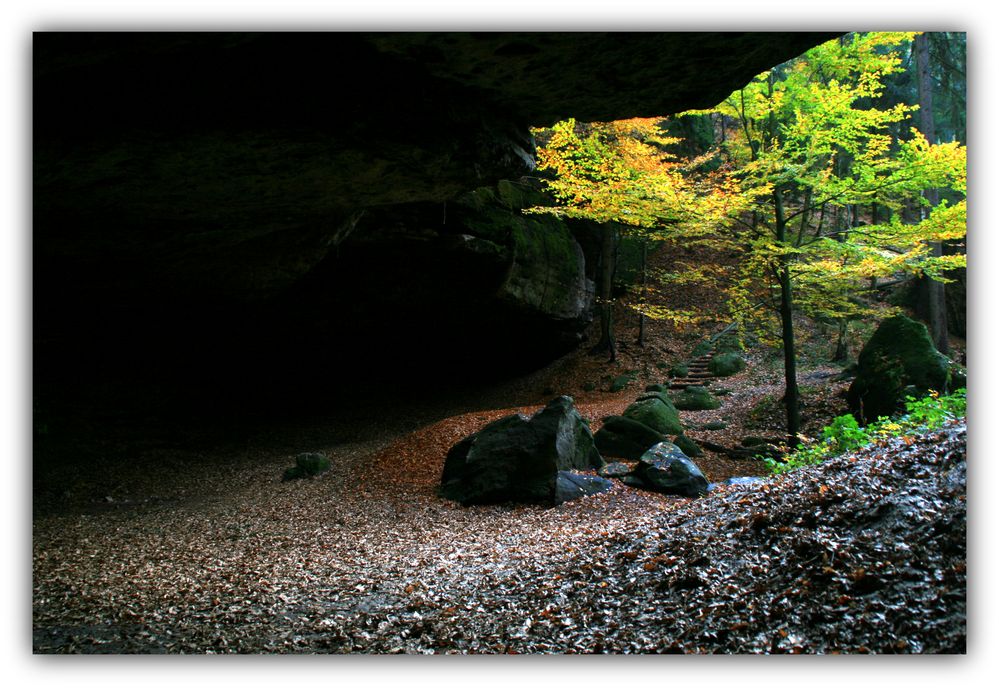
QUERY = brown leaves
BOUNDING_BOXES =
[33,378,966,655]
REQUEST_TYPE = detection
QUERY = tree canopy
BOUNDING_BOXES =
[529,31,967,440]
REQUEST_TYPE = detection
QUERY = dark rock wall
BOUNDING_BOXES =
[33,32,837,415]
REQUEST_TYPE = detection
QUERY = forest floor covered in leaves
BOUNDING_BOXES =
[32,327,966,653]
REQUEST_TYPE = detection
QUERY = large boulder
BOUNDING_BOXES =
[593,415,667,460]
[633,442,710,497]
[622,396,683,436]
[671,386,721,411]
[440,396,604,505]
[708,352,746,377]
[531,395,605,471]
[847,315,951,423]
[452,181,595,339]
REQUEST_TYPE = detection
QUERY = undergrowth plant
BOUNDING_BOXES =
[765,388,966,475]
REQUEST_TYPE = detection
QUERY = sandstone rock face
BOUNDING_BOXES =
[34,32,837,409]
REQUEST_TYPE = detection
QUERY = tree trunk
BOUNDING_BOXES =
[591,223,617,362]
[915,32,949,354]
[774,188,801,444]
[636,239,647,347]
[834,319,849,361]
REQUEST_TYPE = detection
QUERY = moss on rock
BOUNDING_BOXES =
[672,433,702,458]
[708,352,746,377]
[623,397,683,436]
[671,386,721,411]
[668,362,689,378]
[846,315,951,424]
[282,452,331,481]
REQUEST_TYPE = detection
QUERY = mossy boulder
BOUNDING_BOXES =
[708,352,746,377]
[609,373,636,393]
[847,315,951,424]
[622,397,683,436]
[672,434,703,458]
[453,180,594,331]
[502,219,592,322]
[671,386,721,411]
[282,452,331,481]
[668,362,689,378]
[593,415,667,460]
[714,333,743,354]
[635,389,676,407]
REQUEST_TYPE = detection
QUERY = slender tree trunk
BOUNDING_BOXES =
[795,188,812,246]
[591,223,617,362]
[636,239,647,346]
[916,32,949,354]
[834,319,849,361]
[774,188,801,444]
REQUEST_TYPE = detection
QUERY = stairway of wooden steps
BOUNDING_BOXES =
[668,346,718,391]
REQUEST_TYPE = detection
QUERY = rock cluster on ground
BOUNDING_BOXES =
[442,383,719,505]
[440,396,608,505]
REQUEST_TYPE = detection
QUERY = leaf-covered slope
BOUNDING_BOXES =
[33,412,965,653]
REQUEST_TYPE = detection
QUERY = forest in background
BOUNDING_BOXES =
[529,32,966,444]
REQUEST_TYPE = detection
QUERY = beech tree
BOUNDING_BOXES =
[529,33,965,445]
[704,31,966,442]
[527,117,739,360]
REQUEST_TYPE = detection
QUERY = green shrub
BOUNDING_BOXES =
[821,414,868,453]
[766,388,966,475]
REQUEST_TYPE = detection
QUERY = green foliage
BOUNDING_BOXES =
[822,414,869,453]
[696,33,967,350]
[765,388,965,474]
[902,387,966,429]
